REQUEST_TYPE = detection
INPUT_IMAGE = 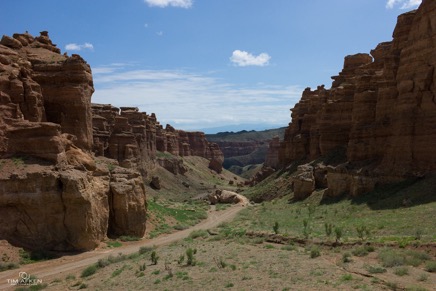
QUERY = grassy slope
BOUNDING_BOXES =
[145,156,246,202]
[239,173,436,243]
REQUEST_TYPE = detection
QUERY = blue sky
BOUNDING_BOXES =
[2,0,421,133]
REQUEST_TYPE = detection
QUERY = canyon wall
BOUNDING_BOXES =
[0,32,147,251]
[91,105,224,173]
[278,0,436,198]
[0,31,224,250]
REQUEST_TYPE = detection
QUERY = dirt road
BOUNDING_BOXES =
[0,204,244,290]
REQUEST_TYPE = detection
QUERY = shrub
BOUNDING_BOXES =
[379,249,430,268]
[394,266,409,276]
[342,252,352,263]
[352,245,375,257]
[186,248,196,266]
[379,249,406,267]
[189,230,209,239]
[414,229,423,240]
[81,264,98,278]
[273,222,279,234]
[425,261,436,272]
[309,246,320,259]
[356,225,369,240]
[340,274,353,281]
[214,257,227,269]
[367,265,387,274]
[334,227,343,243]
[150,251,159,265]
[324,222,333,238]
[96,258,110,268]
[178,254,185,265]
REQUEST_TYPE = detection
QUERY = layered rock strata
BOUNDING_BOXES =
[279,0,436,198]
[91,105,224,173]
[0,32,147,251]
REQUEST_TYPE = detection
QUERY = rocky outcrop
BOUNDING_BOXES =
[264,136,281,169]
[279,0,436,198]
[0,32,147,251]
[208,189,249,206]
[91,104,224,173]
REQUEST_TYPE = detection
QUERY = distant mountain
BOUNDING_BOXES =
[206,127,286,142]
[199,124,286,134]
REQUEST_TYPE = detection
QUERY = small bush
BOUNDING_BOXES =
[340,274,353,281]
[96,258,110,268]
[178,254,185,265]
[189,230,209,239]
[273,222,279,234]
[324,222,333,238]
[417,273,428,281]
[81,264,98,278]
[215,257,227,269]
[150,251,159,265]
[352,245,375,257]
[310,246,320,259]
[379,249,430,268]
[334,227,343,243]
[394,266,409,276]
[367,265,387,274]
[342,252,352,263]
[425,261,436,272]
[186,248,196,266]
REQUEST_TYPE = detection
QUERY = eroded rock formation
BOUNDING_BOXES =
[279,0,436,198]
[91,104,224,173]
[0,32,147,251]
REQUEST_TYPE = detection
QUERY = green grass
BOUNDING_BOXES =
[106,241,122,248]
[156,151,175,159]
[230,176,436,242]
[147,200,208,238]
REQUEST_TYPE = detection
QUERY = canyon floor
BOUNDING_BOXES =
[1,179,436,291]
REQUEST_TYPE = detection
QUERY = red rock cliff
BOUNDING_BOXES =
[91,104,224,173]
[0,32,147,251]
[279,0,436,197]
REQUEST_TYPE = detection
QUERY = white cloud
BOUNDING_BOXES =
[65,42,94,51]
[386,0,421,9]
[230,50,271,67]
[144,0,193,8]
[156,31,164,36]
[92,65,301,131]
